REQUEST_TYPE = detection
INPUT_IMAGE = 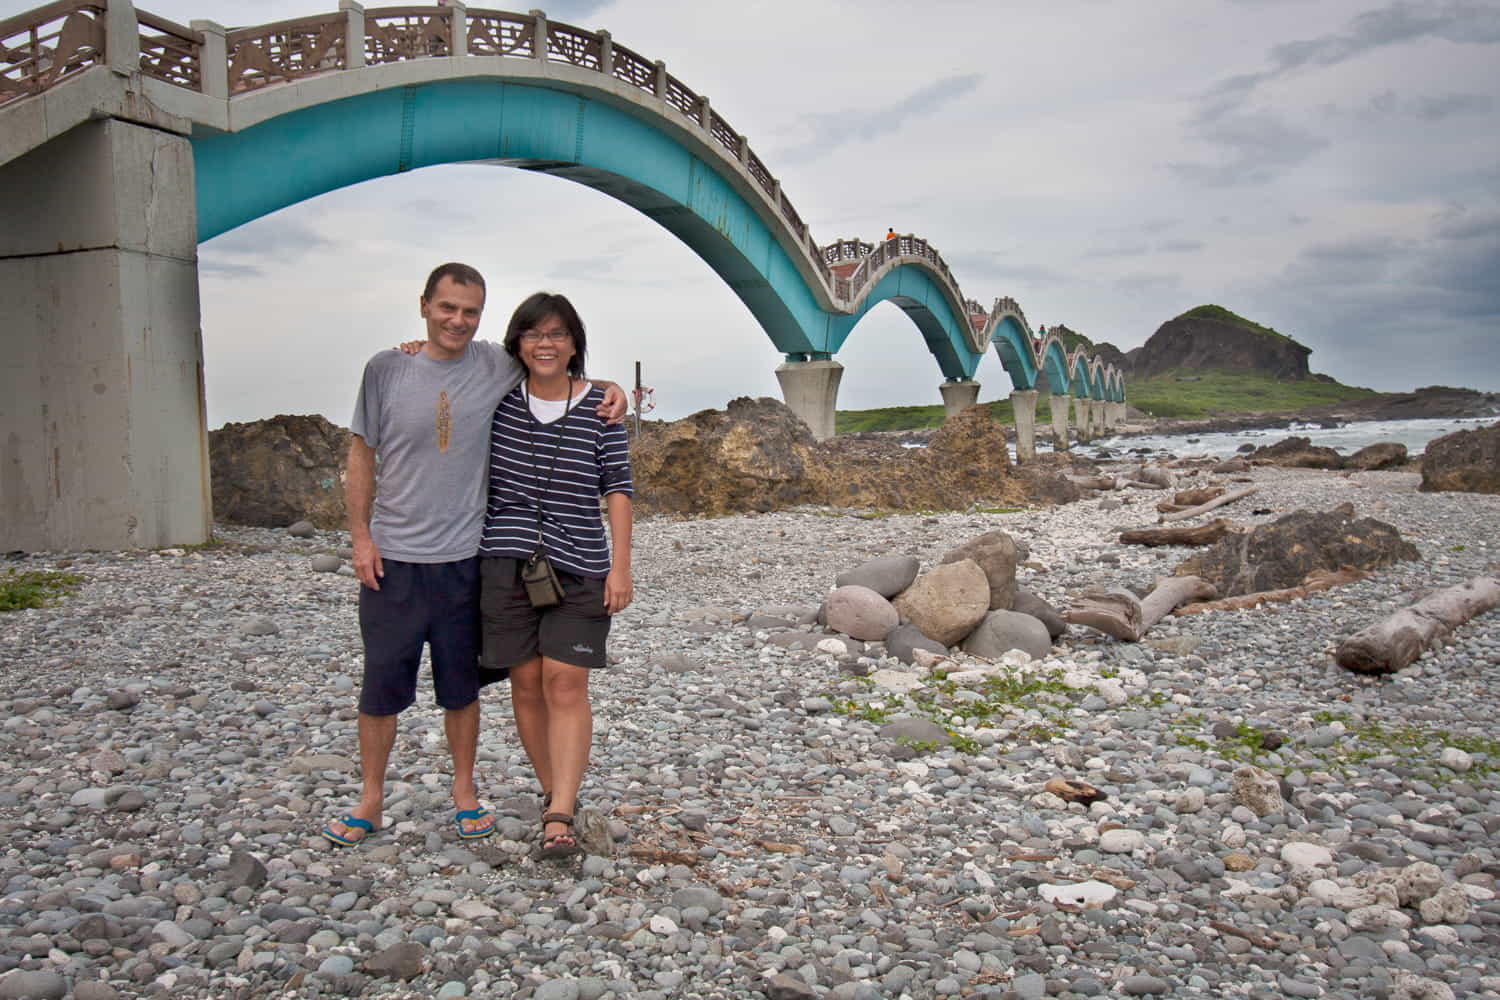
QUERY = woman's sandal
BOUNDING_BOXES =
[538,811,580,860]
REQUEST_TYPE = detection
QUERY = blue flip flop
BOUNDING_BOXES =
[454,807,495,840]
[322,814,375,848]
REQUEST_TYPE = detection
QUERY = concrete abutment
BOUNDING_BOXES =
[939,380,980,419]
[0,117,210,551]
[1010,389,1038,462]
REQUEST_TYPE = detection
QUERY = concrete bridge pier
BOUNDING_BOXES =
[775,358,844,441]
[0,118,210,551]
[1009,389,1038,462]
[1072,396,1092,443]
[1092,400,1108,435]
[1049,394,1071,451]
[939,379,980,419]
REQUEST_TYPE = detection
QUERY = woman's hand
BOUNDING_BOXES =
[604,566,633,614]
[393,340,425,355]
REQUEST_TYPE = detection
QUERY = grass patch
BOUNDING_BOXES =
[1179,304,1298,344]
[1126,369,1377,420]
[0,569,84,611]
[835,396,1058,434]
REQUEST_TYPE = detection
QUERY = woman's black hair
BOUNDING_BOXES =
[503,292,587,378]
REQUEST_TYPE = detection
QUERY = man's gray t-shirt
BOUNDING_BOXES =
[350,340,523,563]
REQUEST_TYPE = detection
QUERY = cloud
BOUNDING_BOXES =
[777,74,984,163]
[1170,110,1329,186]
[1083,245,1150,258]
[201,217,339,258]
[198,260,265,280]
[541,1,613,25]
[1414,92,1495,119]
[1158,239,1205,253]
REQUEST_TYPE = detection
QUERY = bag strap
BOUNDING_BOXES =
[522,378,579,555]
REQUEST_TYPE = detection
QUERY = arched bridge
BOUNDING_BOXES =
[0,0,1127,550]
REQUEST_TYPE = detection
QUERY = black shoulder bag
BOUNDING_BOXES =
[520,380,577,608]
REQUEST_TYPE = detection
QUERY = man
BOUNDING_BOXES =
[323,262,625,847]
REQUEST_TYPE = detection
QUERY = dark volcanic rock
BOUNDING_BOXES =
[1347,442,1409,471]
[1250,436,1344,469]
[1420,422,1500,494]
[1173,504,1418,596]
[209,414,351,528]
[1124,310,1312,380]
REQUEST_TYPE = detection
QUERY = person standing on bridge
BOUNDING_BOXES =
[322,263,626,849]
[476,292,634,860]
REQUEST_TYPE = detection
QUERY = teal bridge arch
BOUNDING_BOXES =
[0,0,1130,550]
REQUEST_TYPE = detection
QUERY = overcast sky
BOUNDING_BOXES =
[22,0,1499,425]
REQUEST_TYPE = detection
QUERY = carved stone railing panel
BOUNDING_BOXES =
[707,108,737,159]
[607,40,654,93]
[466,10,533,57]
[745,148,774,196]
[0,1,106,107]
[136,9,201,90]
[545,20,598,69]
[226,14,345,93]
[365,6,450,64]
[661,71,697,120]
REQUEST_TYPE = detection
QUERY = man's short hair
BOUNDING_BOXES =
[422,262,486,303]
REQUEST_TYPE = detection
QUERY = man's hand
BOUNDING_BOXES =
[394,340,425,355]
[352,535,385,590]
[594,381,628,424]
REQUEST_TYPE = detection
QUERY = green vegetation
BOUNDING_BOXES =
[1179,304,1298,344]
[0,568,84,611]
[836,396,1059,434]
[1126,369,1376,419]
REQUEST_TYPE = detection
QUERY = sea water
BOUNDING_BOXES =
[1082,416,1497,462]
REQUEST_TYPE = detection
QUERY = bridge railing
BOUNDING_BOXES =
[0,1,108,102]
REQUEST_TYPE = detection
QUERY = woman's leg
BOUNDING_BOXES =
[507,656,551,801]
[540,657,591,846]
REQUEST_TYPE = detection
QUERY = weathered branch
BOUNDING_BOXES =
[1119,519,1238,547]
[1159,485,1259,523]
[1066,474,1118,491]
[1335,576,1500,674]
[1173,568,1364,615]
[1158,487,1224,513]
[1067,575,1217,641]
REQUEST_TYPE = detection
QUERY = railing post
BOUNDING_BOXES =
[190,20,228,98]
[597,29,612,74]
[341,0,365,69]
[736,134,749,164]
[106,0,140,77]
[697,94,710,130]
[653,59,666,99]
[448,0,467,57]
[530,10,548,61]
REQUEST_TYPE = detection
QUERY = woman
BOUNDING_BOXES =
[478,292,633,859]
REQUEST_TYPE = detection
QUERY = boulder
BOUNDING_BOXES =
[834,555,920,598]
[1231,765,1284,817]
[821,585,899,641]
[884,624,949,664]
[1013,589,1068,639]
[1249,436,1344,469]
[892,559,990,646]
[960,609,1052,660]
[209,414,351,528]
[631,398,1079,515]
[1173,504,1417,597]
[1420,422,1500,494]
[939,530,1020,610]
[1347,441,1408,471]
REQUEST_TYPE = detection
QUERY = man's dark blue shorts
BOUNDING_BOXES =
[358,557,502,715]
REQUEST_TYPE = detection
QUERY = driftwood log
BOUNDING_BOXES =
[1067,575,1217,641]
[1173,569,1365,615]
[1158,487,1224,513]
[1334,576,1500,674]
[1066,474,1118,491]
[1118,519,1237,547]
[1159,485,1259,523]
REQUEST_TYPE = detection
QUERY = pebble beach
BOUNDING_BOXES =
[2,464,1499,1000]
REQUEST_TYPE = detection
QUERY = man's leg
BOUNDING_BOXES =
[444,699,488,835]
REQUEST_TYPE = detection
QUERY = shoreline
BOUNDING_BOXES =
[2,465,1498,999]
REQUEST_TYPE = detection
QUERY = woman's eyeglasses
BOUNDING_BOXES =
[520,330,571,344]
